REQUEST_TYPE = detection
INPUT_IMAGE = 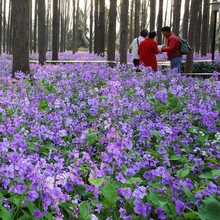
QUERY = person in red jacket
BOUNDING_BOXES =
[138,31,159,71]
[160,26,182,72]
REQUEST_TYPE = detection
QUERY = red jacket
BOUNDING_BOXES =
[161,32,181,60]
[138,38,158,71]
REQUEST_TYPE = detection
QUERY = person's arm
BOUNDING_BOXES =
[138,41,143,55]
[161,37,178,52]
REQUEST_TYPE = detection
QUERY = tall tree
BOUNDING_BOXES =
[182,0,190,39]
[201,0,210,56]
[134,0,140,37]
[72,0,77,53]
[173,0,181,35]
[0,0,2,53]
[3,0,6,52]
[46,0,51,51]
[34,0,38,52]
[185,0,201,72]
[7,0,12,53]
[129,0,134,49]
[98,0,105,55]
[107,0,117,64]
[119,0,129,64]
[29,0,32,53]
[157,0,163,44]
[150,0,156,31]
[195,4,202,53]
[38,0,46,65]
[52,0,59,60]
[94,0,99,53]
[89,0,93,53]
[12,0,30,76]
[141,0,147,30]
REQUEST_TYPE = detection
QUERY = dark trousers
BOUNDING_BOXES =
[133,59,140,67]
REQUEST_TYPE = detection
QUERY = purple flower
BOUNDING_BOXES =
[134,199,151,217]
[156,207,167,220]
[95,204,103,213]
[27,191,39,202]
[116,172,126,184]
[174,199,185,214]
[33,209,43,219]
[132,186,147,199]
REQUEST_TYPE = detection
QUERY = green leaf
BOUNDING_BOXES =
[127,177,143,184]
[199,172,213,179]
[212,169,220,177]
[198,197,220,220]
[88,178,105,187]
[184,211,200,219]
[150,130,160,139]
[169,155,188,163]
[79,201,91,220]
[182,184,195,201]
[0,205,12,220]
[177,168,190,178]
[38,99,49,111]
[102,183,118,207]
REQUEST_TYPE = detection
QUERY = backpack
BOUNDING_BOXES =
[178,37,192,54]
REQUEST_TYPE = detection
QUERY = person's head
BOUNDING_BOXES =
[140,29,148,38]
[161,26,171,37]
[148,31,157,39]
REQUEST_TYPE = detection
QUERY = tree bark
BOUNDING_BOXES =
[129,0,134,51]
[195,4,202,53]
[107,0,117,64]
[150,0,156,31]
[3,0,6,52]
[201,0,210,56]
[29,0,32,53]
[141,0,147,30]
[34,0,38,52]
[38,0,46,65]
[52,0,59,60]
[173,0,181,36]
[94,0,99,53]
[12,0,30,76]
[0,0,2,53]
[185,0,201,73]
[157,0,163,44]
[98,0,105,55]
[182,0,190,39]
[134,0,140,38]
[119,0,129,64]
[89,0,93,53]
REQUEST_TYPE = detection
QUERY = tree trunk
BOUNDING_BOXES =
[52,0,59,60]
[72,0,76,53]
[29,0,32,53]
[7,0,12,53]
[0,0,2,53]
[164,0,169,26]
[209,0,216,52]
[34,0,38,52]
[134,0,140,38]
[173,0,181,35]
[89,0,93,53]
[45,0,51,51]
[157,0,163,44]
[195,4,202,53]
[98,0,105,55]
[82,0,89,49]
[119,0,129,64]
[38,0,46,65]
[12,0,30,76]
[150,0,156,31]
[185,0,201,73]
[141,0,147,30]
[75,0,80,52]
[129,0,134,51]
[3,0,6,52]
[107,0,117,64]
[182,0,190,39]
[201,0,210,56]
[94,0,99,53]
[60,2,64,52]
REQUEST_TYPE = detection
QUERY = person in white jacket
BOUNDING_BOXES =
[129,29,148,67]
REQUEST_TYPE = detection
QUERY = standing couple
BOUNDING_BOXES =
[130,26,182,72]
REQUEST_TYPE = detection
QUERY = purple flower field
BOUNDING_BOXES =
[0,52,220,219]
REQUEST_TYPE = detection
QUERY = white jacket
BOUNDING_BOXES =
[129,36,145,59]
